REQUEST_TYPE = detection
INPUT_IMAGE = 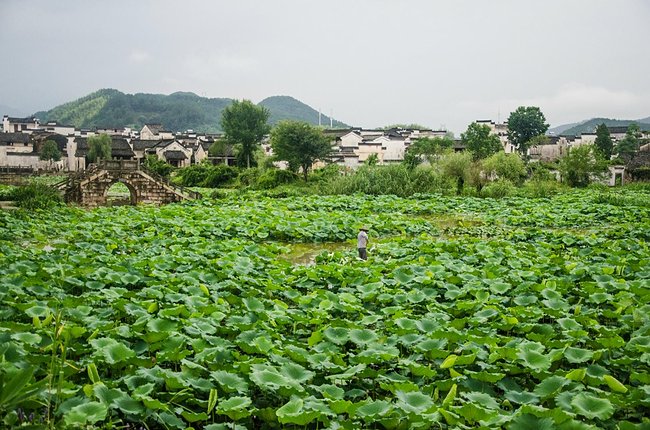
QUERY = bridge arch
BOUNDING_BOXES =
[103,178,138,206]
[62,160,200,207]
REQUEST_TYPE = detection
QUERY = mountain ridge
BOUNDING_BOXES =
[549,117,650,136]
[32,89,348,133]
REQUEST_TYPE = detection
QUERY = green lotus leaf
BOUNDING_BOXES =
[513,294,538,306]
[508,413,555,430]
[462,391,499,409]
[276,397,320,425]
[395,390,434,414]
[558,318,582,331]
[488,281,512,295]
[90,338,135,364]
[571,392,614,420]
[217,396,253,420]
[64,402,108,426]
[517,348,552,371]
[564,347,594,364]
[280,362,315,384]
[11,332,42,346]
[533,376,569,398]
[211,370,248,393]
[355,399,392,420]
[504,390,540,405]
[323,327,349,345]
[249,364,295,391]
[349,329,378,345]
[146,318,177,333]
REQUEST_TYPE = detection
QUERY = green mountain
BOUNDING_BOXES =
[34,89,348,133]
[550,117,650,136]
[259,95,347,128]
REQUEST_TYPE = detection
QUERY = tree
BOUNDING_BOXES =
[594,123,613,160]
[482,152,527,185]
[39,140,62,167]
[616,123,641,157]
[439,151,473,195]
[220,99,270,169]
[87,134,112,163]
[406,136,454,166]
[559,144,607,187]
[507,106,549,155]
[461,122,503,160]
[270,121,332,181]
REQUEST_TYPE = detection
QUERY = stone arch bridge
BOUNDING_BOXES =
[57,160,200,207]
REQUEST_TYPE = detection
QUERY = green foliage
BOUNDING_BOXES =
[365,153,379,166]
[405,136,454,165]
[559,117,650,137]
[0,189,649,428]
[270,121,332,181]
[507,106,549,155]
[461,122,503,160]
[594,123,614,159]
[255,168,299,189]
[381,123,429,130]
[9,183,62,209]
[439,151,473,195]
[259,96,348,128]
[221,100,271,169]
[616,123,641,156]
[38,140,62,163]
[559,144,607,187]
[175,163,239,188]
[520,179,568,198]
[480,179,516,198]
[482,152,527,185]
[37,90,350,133]
[87,134,112,163]
[143,155,174,178]
[208,140,230,157]
[323,164,454,197]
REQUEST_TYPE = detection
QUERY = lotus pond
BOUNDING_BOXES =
[0,189,649,429]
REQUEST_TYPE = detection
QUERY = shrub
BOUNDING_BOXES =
[410,166,455,195]
[237,168,261,187]
[255,169,299,189]
[203,165,239,187]
[520,180,567,198]
[482,152,527,185]
[323,165,415,197]
[144,156,174,178]
[175,164,239,187]
[10,184,62,209]
[481,179,516,198]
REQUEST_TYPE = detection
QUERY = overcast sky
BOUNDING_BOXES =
[1,0,649,133]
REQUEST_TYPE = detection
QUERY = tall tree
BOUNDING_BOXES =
[406,136,454,165]
[87,134,112,163]
[220,100,270,168]
[507,106,549,156]
[594,123,613,160]
[559,144,606,187]
[616,123,641,157]
[39,140,62,167]
[270,121,332,181]
[461,122,503,160]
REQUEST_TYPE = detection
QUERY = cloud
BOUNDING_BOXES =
[458,84,649,127]
[128,49,151,64]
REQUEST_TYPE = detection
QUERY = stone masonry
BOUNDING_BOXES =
[63,160,199,207]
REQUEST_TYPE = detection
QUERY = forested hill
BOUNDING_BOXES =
[550,117,650,136]
[259,96,347,128]
[33,89,348,133]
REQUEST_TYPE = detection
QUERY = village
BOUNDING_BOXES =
[2,114,648,177]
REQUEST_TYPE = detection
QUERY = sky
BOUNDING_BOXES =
[1,0,649,134]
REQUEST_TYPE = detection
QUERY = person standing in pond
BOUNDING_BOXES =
[357,226,369,260]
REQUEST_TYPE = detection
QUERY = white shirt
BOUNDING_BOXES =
[357,230,368,248]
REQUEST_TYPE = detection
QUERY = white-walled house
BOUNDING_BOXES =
[3,116,40,133]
